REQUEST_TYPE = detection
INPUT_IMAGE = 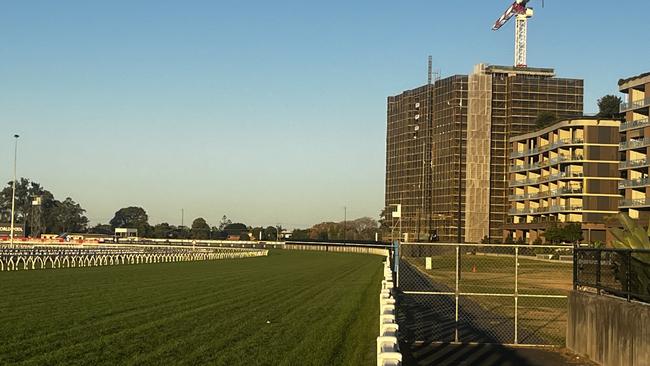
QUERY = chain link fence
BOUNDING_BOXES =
[396,243,573,346]
[574,248,650,303]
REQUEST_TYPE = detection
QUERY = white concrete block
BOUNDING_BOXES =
[376,336,399,355]
[377,352,402,366]
[381,304,395,316]
[380,323,399,338]
[379,314,396,332]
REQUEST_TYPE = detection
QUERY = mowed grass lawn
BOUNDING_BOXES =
[0,250,383,366]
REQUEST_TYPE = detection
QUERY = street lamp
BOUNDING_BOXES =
[10,134,19,248]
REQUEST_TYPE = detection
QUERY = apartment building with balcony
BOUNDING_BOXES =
[506,117,620,243]
[619,72,650,219]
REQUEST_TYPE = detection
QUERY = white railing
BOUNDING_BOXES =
[0,245,268,272]
[377,257,401,366]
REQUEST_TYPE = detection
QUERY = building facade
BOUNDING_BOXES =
[385,64,583,243]
[464,64,584,243]
[386,76,466,242]
[505,118,621,243]
[619,73,650,220]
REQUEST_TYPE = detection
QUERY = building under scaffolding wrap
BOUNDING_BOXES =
[385,63,584,243]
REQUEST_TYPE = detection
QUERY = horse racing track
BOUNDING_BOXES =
[0,250,383,366]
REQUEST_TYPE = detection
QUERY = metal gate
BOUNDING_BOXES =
[397,243,573,346]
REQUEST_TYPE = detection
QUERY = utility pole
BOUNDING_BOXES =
[10,134,19,248]
[181,208,184,227]
[343,206,347,240]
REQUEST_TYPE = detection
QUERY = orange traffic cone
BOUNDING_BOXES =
[471,264,477,273]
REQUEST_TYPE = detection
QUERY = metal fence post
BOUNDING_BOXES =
[596,249,601,296]
[626,250,632,302]
[514,246,519,345]
[393,240,400,287]
[455,244,459,343]
[572,246,578,290]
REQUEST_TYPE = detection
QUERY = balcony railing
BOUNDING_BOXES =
[508,186,584,201]
[619,177,650,189]
[509,205,583,215]
[620,137,650,151]
[619,158,649,170]
[509,138,584,158]
[509,171,584,187]
[620,118,650,132]
[619,198,650,208]
[510,154,585,172]
[620,96,650,112]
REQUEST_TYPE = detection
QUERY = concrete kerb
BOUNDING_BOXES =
[377,256,402,366]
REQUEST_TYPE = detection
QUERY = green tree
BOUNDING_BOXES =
[223,223,248,238]
[109,207,150,235]
[543,223,562,244]
[211,226,225,240]
[48,197,89,233]
[218,215,232,231]
[0,178,87,236]
[89,223,113,235]
[174,226,191,239]
[191,217,211,239]
[152,222,175,239]
[535,112,557,129]
[291,228,310,240]
[562,223,583,244]
[597,95,623,118]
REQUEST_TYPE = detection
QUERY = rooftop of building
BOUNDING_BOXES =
[618,71,650,89]
[482,64,555,77]
[509,116,621,143]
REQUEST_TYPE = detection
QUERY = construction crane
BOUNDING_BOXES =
[492,0,538,68]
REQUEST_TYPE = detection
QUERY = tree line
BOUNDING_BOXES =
[0,178,88,236]
[2,178,385,241]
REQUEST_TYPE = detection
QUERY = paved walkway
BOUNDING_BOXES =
[396,261,597,365]
[400,343,596,366]
[397,261,546,344]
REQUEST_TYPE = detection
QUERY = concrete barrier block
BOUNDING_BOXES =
[380,323,399,338]
[381,304,395,316]
[377,352,402,366]
[376,336,399,355]
[379,314,396,332]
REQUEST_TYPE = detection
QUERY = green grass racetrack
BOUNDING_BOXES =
[0,250,384,366]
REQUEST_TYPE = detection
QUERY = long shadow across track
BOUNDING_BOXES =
[396,262,595,366]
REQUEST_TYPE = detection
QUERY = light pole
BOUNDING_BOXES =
[10,134,19,248]
[343,206,347,241]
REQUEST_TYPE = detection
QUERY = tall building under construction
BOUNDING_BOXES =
[385,64,584,242]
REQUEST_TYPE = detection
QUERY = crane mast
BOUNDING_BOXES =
[492,0,535,67]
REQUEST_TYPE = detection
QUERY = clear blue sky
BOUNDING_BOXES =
[1,1,648,229]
